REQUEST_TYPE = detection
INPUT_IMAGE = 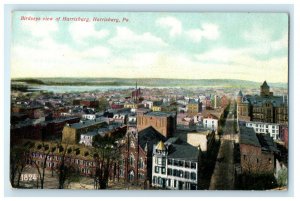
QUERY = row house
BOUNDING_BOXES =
[151,138,201,190]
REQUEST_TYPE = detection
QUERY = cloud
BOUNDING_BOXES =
[11,37,112,78]
[156,16,182,37]
[20,19,58,38]
[69,22,109,43]
[108,27,167,49]
[242,26,288,53]
[185,23,220,43]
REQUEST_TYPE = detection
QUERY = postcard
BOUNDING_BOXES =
[10,11,288,190]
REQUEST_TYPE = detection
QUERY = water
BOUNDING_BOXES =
[29,85,136,93]
[29,85,178,93]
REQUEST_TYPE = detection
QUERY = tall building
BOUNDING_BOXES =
[117,125,166,186]
[137,111,176,138]
[237,81,288,124]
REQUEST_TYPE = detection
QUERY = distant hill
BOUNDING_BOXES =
[11,77,288,89]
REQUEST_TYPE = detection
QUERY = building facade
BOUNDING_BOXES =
[237,81,288,124]
[117,125,166,187]
[137,111,176,138]
[151,138,200,190]
[245,121,280,140]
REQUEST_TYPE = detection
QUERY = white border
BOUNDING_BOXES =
[1,2,298,199]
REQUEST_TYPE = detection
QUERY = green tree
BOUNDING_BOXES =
[98,97,109,111]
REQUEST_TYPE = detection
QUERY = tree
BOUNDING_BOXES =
[10,145,30,188]
[29,142,52,189]
[98,97,109,112]
[92,135,120,189]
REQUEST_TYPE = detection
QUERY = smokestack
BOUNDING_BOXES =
[214,95,217,109]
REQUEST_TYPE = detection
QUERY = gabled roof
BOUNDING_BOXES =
[138,126,166,153]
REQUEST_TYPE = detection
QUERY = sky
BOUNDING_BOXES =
[11,11,289,83]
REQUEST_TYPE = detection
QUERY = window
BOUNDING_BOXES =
[138,158,144,169]
[155,166,159,173]
[179,160,184,167]
[174,160,179,166]
[129,154,134,166]
[184,171,190,179]
[179,170,183,178]
[243,155,246,160]
[161,167,166,174]
[157,157,162,165]
[191,172,196,180]
[152,176,157,184]
[191,162,196,169]
[167,159,172,165]
[167,168,172,175]
[158,177,162,185]
[173,169,177,176]
[138,173,144,180]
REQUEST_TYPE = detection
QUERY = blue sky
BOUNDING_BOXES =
[11,11,288,83]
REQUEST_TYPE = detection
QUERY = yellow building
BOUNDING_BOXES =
[151,105,162,112]
[62,120,105,144]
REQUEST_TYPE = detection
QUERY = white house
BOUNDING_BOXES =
[113,114,127,124]
[203,114,218,132]
[152,138,200,190]
[79,131,99,146]
[82,114,96,120]
[245,121,280,140]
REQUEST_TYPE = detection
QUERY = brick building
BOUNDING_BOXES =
[237,81,288,124]
[117,125,166,186]
[239,126,278,174]
[137,111,176,138]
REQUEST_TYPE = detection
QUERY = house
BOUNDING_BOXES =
[79,131,99,146]
[151,137,201,190]
[239,126,278,174]
[203,114,218,132]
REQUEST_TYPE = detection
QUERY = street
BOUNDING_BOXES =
[209,102,236,190]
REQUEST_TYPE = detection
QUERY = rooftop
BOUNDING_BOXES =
[138,126,166,152]
[166,138,199,160]
[239,126,261,147]
[145,111,175,117]
[69,119,104,129]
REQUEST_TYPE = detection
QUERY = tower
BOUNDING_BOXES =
[260,81,271,97]
[237,90,243,104]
